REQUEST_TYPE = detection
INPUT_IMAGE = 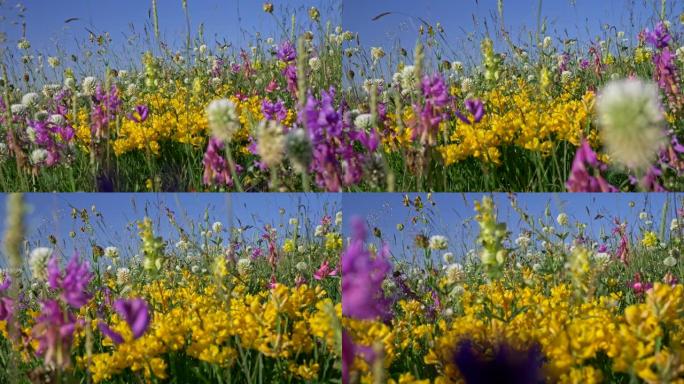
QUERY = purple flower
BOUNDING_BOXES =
[32,300,78,369]
[342,217,392,320]
[644,22,671,49]
[566,140,618,192]
[98,298,150,344]
[203,137,240,188]
[47,254,93,309]
[127,105,149,123]
[0,273,12,321]
[456,98,485,125]
[276,40,296,62]
[262,99,288,122]
[453,340,544,384]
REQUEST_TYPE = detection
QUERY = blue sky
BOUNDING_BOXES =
[343,193,684,261]
[1,0,340,57]
[0,193,340,265]
[343,0,684,72]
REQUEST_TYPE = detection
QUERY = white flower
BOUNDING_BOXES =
[561,70,572,84]
[212,221,223,233]
[289,217,299,226]
[256,119,285,167]
[429,235,448,250]
[532,263,542,272]
[82,76,98,96]
[118,70,129,79]
[400,65,418,92]
[48,114,66,126]
[370,46,385,61]
[556,213,569,226]
[597,79,666,171]
[104,246,119,259]
[639,211,648,221]
[10,104,27,116]
[64,77,76,90]
[335,211,343,226]
[445,263,464,284]
[515,234,531,248]
[237,258,252,275]
[670,218,680,232]
[191,265,200,273]
[297,245,305,253]
[296,261,308,272]
[543,36,552,50]
[29,247,52,281]
[47,56,60,68]
[353,113,373,130]
[314,225,325,237]
[30,148,49,164]
[126,83,138,96]
[116,267,131,285]
[664,256,677,267]
[199,44,208,55]
[308,57,321,71]
[17,39,31,50]
[594,252,610,263]
[207,99,240,143]
[21,92,40,108]
[452,61,464,72]
[176,239,189,250]
[461,77,474,93]
[442,252,455,264]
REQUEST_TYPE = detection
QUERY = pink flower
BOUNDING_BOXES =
[313,260,337,280]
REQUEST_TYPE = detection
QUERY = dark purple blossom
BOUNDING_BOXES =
[47,254,93,309]
[32,299,78,369]
[644,22,671,49]
[453,340,545,384]
[276,40,297,62]
[262,99,288,122]
[127,105,149,123]
[456,98,485,125]
[98,298,150,344]
[566,140,618,192]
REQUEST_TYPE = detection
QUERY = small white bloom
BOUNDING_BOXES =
[47,56,60,68]
[664,256,677,267]
[206,99,240,143]
[116,267,131,285]
[289,217,299,226]
[314,225,325,237]
[556,213,569,226]
[515,234,531,248]
[639,211,648,221]
[10,104,27,116]
[191,265,200,273]
[237,258,252,275]
[212,221,223,233]
[21,92,40,108]
[335,211,343,226]
[104,246,119,259]
[82,76,98,96]
[48,114,66,126]
[543,36,552,50]
[308,57,321,71]
[30,148,49,164]
[594,252,611,263]
[353,113,373,130]
[442,252,455,264]
[429,235,448,250]
[296,261,308,272]
[670,218,680,232]
[29,247,52,281]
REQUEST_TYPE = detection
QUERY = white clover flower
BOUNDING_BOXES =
[64,77,76,90]
[104,246,119,259]
[199,44,208,55]
[289,217,299,226]
[556,213,569,226]
[266,37,275,45]
[445,263,464,284]
[335,211,343,226]
[116,267,131,285]
[597,79,666,171]
[461,77,474,94]
[297,245,305,253]
[10,104,27,116]
[452,61,464,73]
[671,218,680,232]
[314,225,325,237]
[308,57,321,71]
[532,263,542,272]
[370,46,385,61]
[206,99,240,143]
[212,221,223,233]
[118,70,128,79]
[17,39,31,50]
[30,148,49,164]
[236,258,252,275]
[296,261,308,272]
[191,265,200,273]
[515,234,531,248]
[29,247,52,281]
[442,252,455,264]
[176,239,189,250]
[48,114,66,126]
[400,65,417,93]
[543,36,552,50]
[664,256,677,267]
[82,76,98,96]
[353,113,373,130]
[639,211,648,221]
[560,70,572,84]
[21,92,40,108]
[47,56,61,68]
[256,119,285,168]
[429,235,448,250]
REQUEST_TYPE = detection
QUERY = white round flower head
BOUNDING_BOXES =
[315,225,325,237]
[452,61,464,72]
[353,113,373,130]
[663,256,677,267]
[64,77,76,90]
[126,83,138,97]
[82,76,98,96]
[442,252,455,264]
[335,211,343,226]
[206,99,240,143]
[639,211,648,221]
[543,36,552,50]
[461,77,474,94]
[671,218,680,232]
[212,221,223,233]
[308,57,321,71]
[289,217,299,226]
[42,84,61,99]
[556,213,569,226]
[116,267,131,286]
[445,263,464,284]
[48,114,66,126]
[29,247,52,281]
[296,261,308,272]
[429,235,448,250]
[199,44,208,55]
[297,244,305,253]
[532,263,542,272]
[26,127,36,143]
[561,70,572,84]
[237,258,252,275]
[175,239,189,250]
[370,47,385,61]
[594,252,611,263]
[21,92,40,108]
[104,246,119,259]
[597,79,666,171]
[10,104,27,116]
[30,148,49,164]
[17,39,31,50]
[118,70,129,79]
[515,234,531,248]
[34,110,48,122]
[191,265,200,274]
[400,65,418,93]
[256,119,285,168]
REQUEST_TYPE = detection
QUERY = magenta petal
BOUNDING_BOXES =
[114,298,150,339]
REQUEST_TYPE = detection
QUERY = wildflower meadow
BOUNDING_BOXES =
[342,193,684,383]
[0,193,342,383]
[0,1,683,191]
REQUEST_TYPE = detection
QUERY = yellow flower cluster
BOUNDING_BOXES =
[437,80,596,166]
[86,271,340,382]
[346,279,684,384]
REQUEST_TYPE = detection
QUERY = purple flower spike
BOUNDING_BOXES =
[47,254,93,309]
[276,40,296,62]
[114,298,150,339]
[566,140,618,192]
[644,22,671,50]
